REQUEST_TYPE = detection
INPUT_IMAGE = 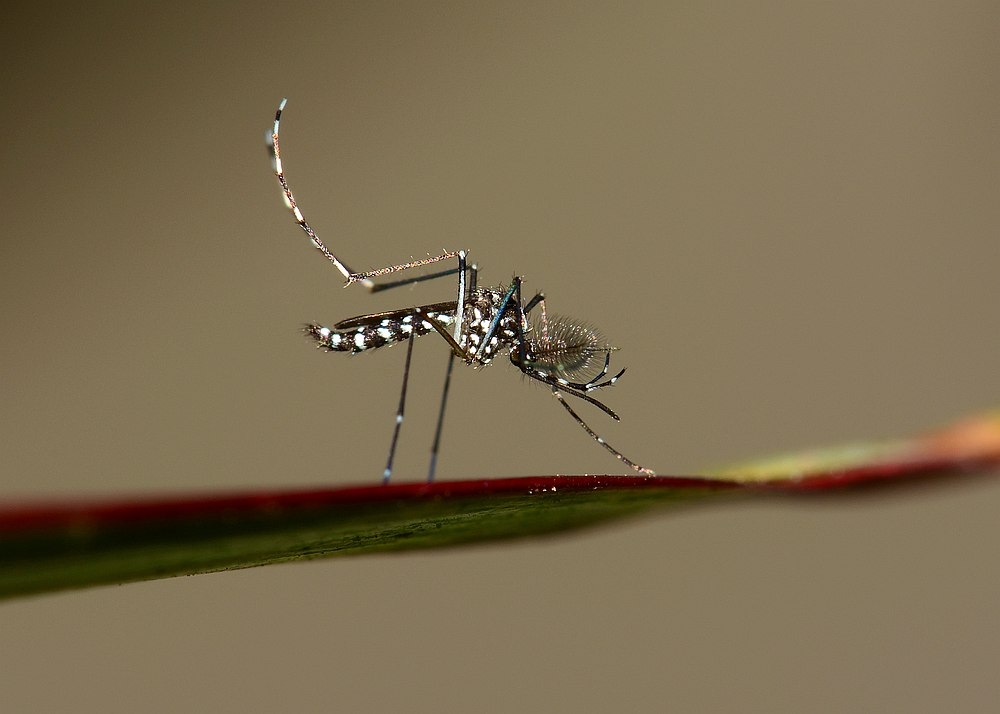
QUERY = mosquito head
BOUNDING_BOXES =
[518,315,616,380]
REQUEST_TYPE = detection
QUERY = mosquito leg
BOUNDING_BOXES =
[468,262,479,293]
[551,388,654,475]
[426,256,472,480]
[523,292,546,315]
[519,293,644,472]
[479,279,521,352]
[521,368,621,420]
[366,265,461,293]
[383,329,416,484]
[527,292,551,345]
[549,353,626,392]
[581,364,626,391]
[452,251,467,343]
[415,308,466,357]
[269,99,368,286]
[270,99,464,293]
[350,251,462,288]
[427,351,456,482]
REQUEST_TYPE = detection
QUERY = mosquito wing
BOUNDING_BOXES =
[334,300,460,330]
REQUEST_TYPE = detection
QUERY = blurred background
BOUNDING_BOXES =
[1,2,998,711]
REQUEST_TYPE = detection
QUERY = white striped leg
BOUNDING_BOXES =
[550,388,654,475]
[427,351,456,482]
[269,99,461,292]
[383,330,416,484]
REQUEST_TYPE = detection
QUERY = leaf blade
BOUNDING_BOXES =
[2,412,999,600]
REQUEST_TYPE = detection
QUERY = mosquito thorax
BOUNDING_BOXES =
[457,286,522,366]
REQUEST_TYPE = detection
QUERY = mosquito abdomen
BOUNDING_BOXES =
[306,312,457,353]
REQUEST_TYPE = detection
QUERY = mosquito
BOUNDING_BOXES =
[267,99,653,482]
